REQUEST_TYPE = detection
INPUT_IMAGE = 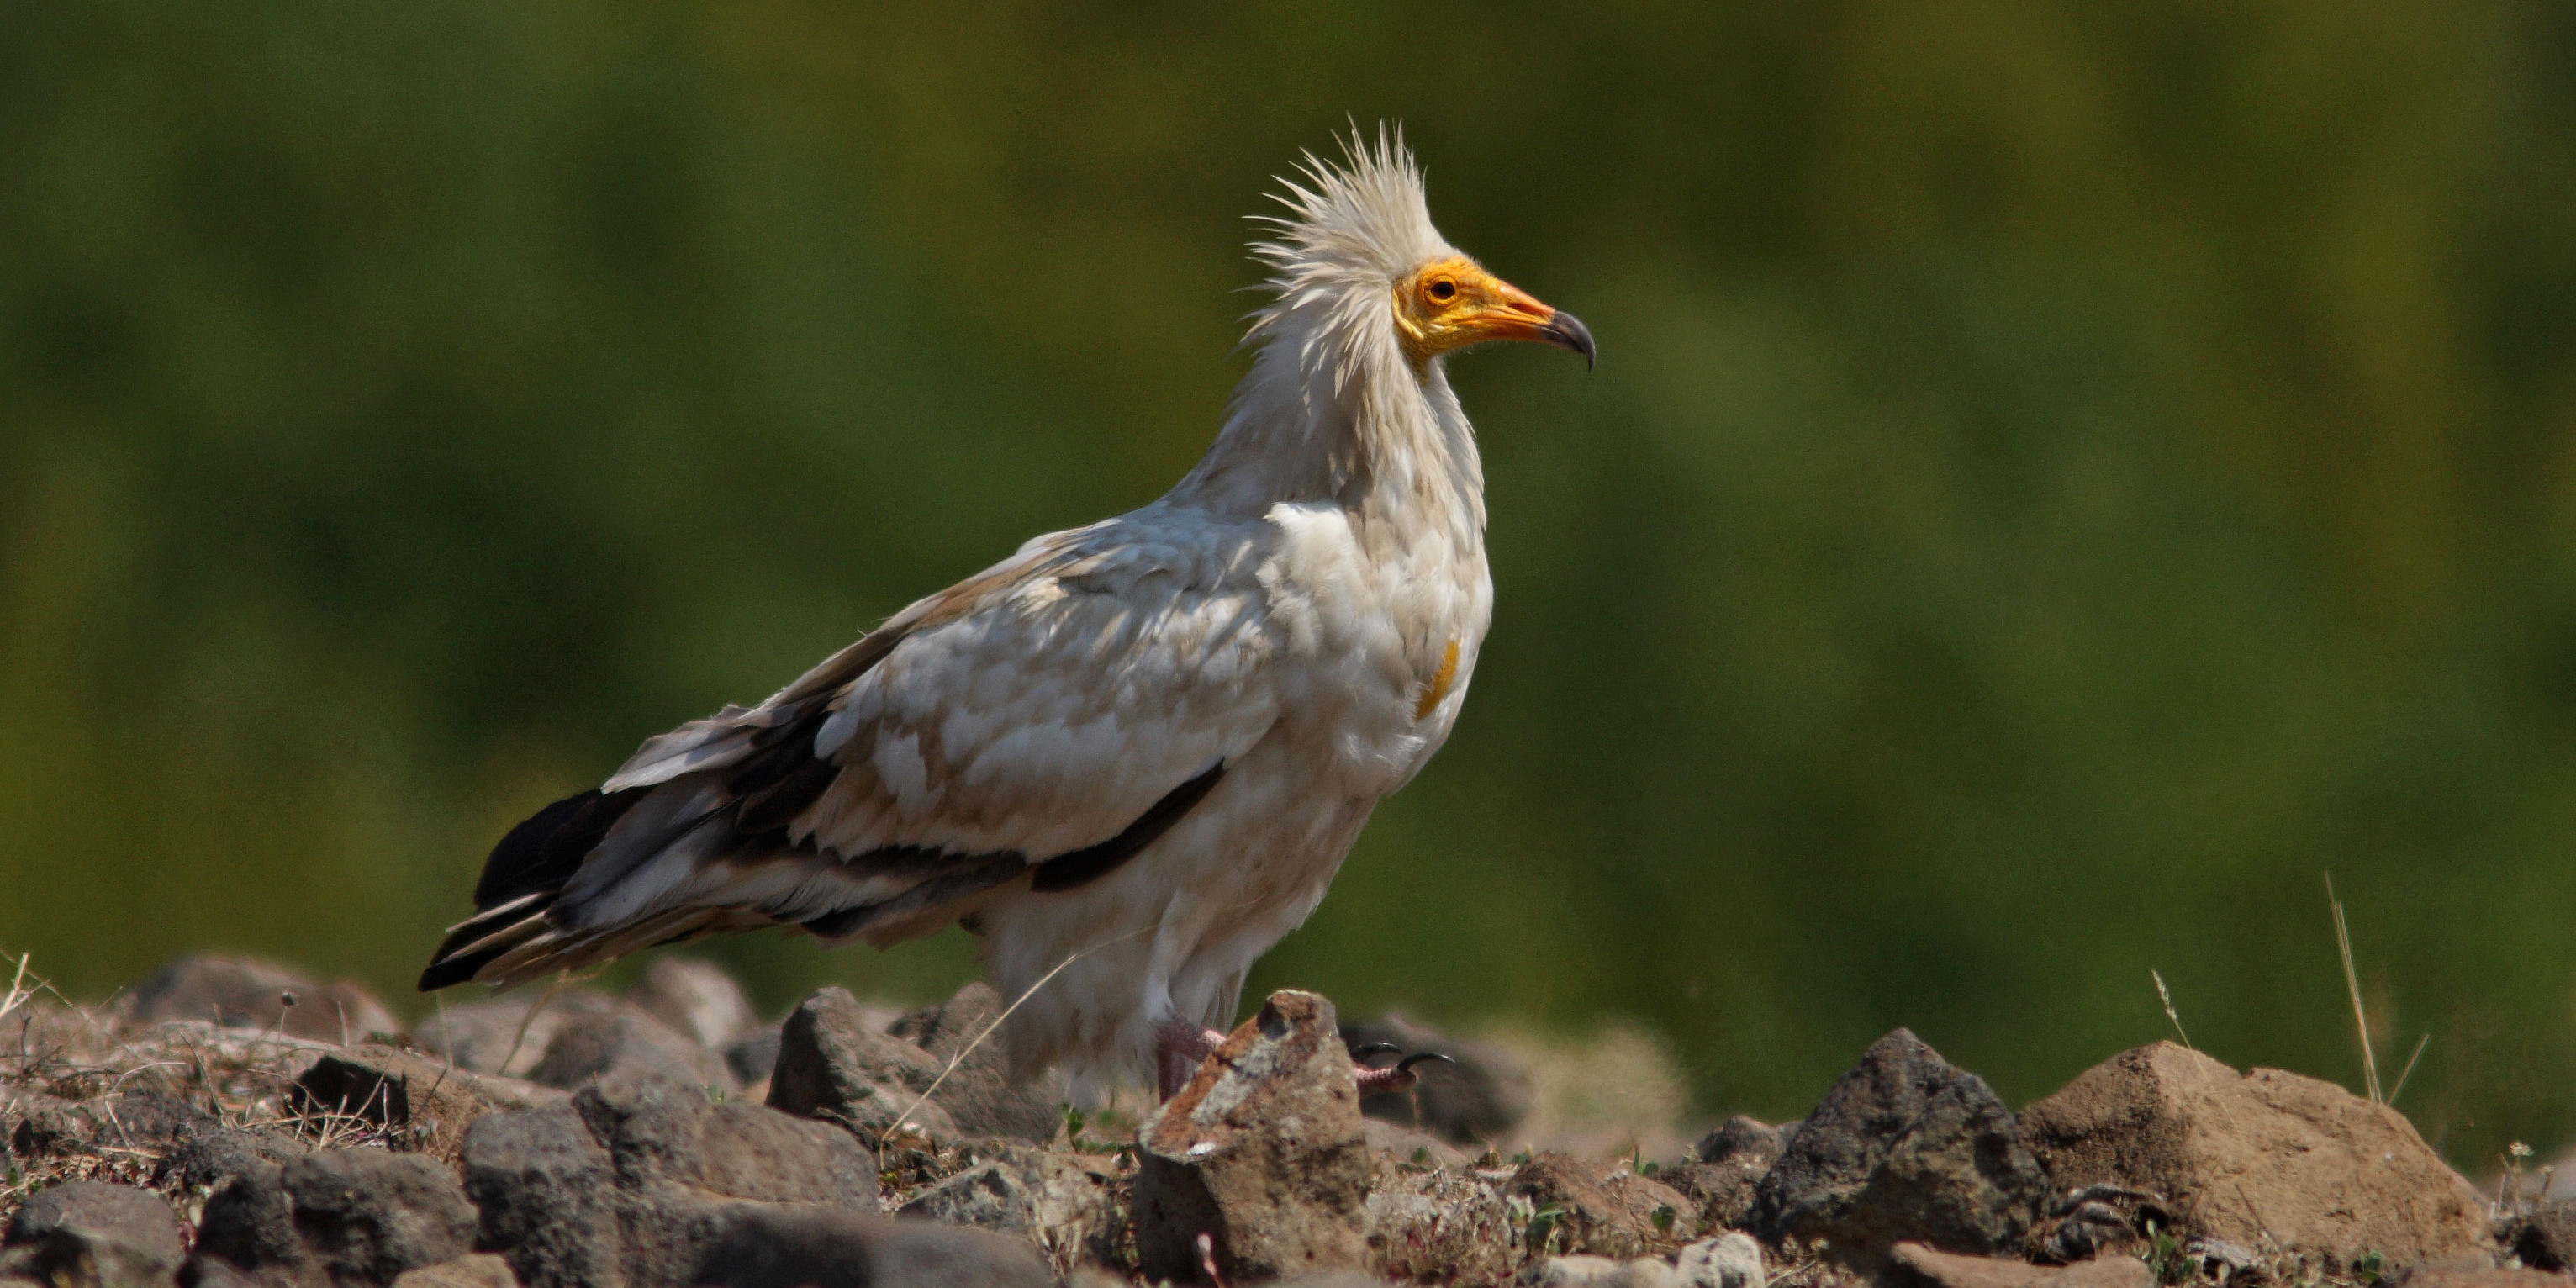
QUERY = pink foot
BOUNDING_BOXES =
[1352,1043,1455,1094]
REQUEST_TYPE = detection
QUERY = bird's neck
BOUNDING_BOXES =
[1167,312,1486,550]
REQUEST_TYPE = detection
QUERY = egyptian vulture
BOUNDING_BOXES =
[420,130,1594,1098]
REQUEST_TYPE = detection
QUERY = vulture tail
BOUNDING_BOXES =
[417,787,646,990]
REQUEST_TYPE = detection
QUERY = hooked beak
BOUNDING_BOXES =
[1458,277,1596,371]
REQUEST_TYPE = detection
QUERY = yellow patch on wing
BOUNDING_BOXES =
[1414,639,1460,722]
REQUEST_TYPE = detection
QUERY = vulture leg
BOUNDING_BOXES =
[1155,1022,1459,1100]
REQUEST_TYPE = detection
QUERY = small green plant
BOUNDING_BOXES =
[2145,1218,2193,1286]
[2350,1249,2386,1287]
[1410,1145,1431,1165]
[1651,1204,1677,1234]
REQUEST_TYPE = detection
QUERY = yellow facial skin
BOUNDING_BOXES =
[1392,256,1596,370]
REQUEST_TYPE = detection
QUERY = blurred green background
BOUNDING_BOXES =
[5,0,2573,1167]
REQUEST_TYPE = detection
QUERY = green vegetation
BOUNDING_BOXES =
[3,2,2573,1169]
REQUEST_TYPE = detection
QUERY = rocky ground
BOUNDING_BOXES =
[0,953,2565,1288]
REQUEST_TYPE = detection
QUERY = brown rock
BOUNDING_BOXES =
[409,991,620,1080]
[1889,1243,2155,1288]
[525,1009,734,1095]
[2504,1199,2576,1272]
[5,1181,187,1270]
[1509,1153,1693,1259]
[1363,1164,1515,1285]
[1134,990,1374,1283]
[1660,1123,1780,1235]
[288,1046,567,1163]
[2019,1042,2493,1268]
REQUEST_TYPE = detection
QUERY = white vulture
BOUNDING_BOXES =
[420,129,1594,1098]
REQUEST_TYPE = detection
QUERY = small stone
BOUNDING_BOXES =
[130,957,397,1044]
[525,1010,734,1095]
[626,958,763,1049]
[1697,1116,1785,1170]
[766,987,958,1142]
[1528,1254,1681,1288]
[2505,1198,2576,1270]
[2019,1041,2493,1269]
[388,1254,520,1288]
[1134,990,1375,1283]
[1660,1125,1779,1236]
[1676,1232,1766,1288]
[1749,1029,2052,1267]
[1508,1153,1693,1260]
[5,1181,187,1270]
[1364,1166,1515,1285]
[1341,1011,1533,1146]
[289,1046,566,1163]
[1887,1243,2154,1288]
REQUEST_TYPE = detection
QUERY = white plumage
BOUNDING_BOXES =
[420,129,1593,1095]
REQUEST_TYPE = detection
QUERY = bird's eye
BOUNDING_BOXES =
[1425,277,1457,304]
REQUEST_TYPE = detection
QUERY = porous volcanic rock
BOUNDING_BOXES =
[1676,1232,1767,1288]
[1749,1029,2052,1266]
[885,984,1063,1143]
[765,987,959,1142]
[2505,1199,2576,1271]
[1660,1116,1789,1233]
[459,1067,877,1288]
[386,1256,519,1288]
[897,1143,1118,1265]
[525,1010,734,1095]
[1134,990,1375,1283]
[193,1150,478,1288]
[5,1181,187,1271]
[2018,1042,2492,1269]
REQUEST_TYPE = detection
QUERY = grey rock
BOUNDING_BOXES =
[1528,1256,1680,1288]
[1342,1010,1533,1145]
[1135,990,1373,1283]
[626,958,762,1049]
[386,1255,518,1288]
[2,1225,181,1288]
[721,1030,781,1088]
[131,957,397,1045]
[1677,1232,1766,1288]
[766,987,958,1142]
[689,1204,1051,1288]
[460,1066,877,1288]
[886,984,1061,1143]
[525,1010,733,1095]
[1508,1153,1692,1260]
[409,991,620,1080]
[1749,1028,2052,1267]
[1665,1116,1785,1233]
[457,1105,623,1288]
[162,1127,308,1192]
[194,1151,476,1288]
[2506,1199,2576,1271]
[6,1182,187,1270]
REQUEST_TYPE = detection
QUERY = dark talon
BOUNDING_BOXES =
[1395,1052,1454,1075]
[1352,1042,1404,1065]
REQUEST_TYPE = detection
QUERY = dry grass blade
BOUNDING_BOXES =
[2388,1032,2431,1106]
[2325,873,2380,1103]
[2152,969,2193,1050]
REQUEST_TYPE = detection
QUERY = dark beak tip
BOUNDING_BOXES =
[1546,309,1597,371]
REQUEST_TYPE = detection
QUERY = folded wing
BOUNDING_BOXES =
[420,518,1281,990]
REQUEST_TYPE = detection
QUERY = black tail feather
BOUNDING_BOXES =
[419,786,647,990]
